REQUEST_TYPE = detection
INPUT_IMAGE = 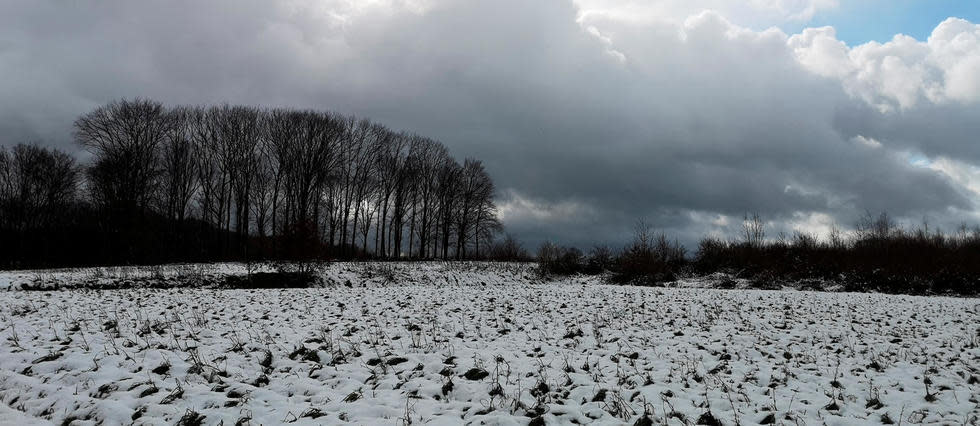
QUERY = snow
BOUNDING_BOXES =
[1,263,978,425]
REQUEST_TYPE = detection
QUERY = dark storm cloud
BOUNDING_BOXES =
[1,0,978,248]
[835,102,980,164]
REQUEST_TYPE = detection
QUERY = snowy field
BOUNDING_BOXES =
[1,263,978,425]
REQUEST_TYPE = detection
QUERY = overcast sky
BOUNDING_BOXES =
[2,0,979,248]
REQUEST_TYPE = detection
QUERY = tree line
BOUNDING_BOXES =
[537,213,980,295]
[1,99,500,268]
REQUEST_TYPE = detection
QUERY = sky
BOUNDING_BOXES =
[802,0,980,45]
[1,0,979,249]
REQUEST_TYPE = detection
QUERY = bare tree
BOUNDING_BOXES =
[856,210,895,242]
[436,158,461,259]
[0,144,78,232]
[75,98,173,215]
[11,98,505,265]
[159,107,199,224]
[455,159,496,258]
[742,212,765,247]
[828,223,845,249]
[0,144,80,265]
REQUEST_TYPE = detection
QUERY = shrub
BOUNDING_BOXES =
[487,234,531,261]
[689,212,980,295]
[610,222,686,285]
[537,242,586,276]
[582,245,613,275]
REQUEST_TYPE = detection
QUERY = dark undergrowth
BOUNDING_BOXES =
[18,270,321,291]
[221,271,320,289]
[538,213,980,296]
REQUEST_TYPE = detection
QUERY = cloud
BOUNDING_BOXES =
[0,0,977,248]
[790,18,980,112]
[573,0,838,27]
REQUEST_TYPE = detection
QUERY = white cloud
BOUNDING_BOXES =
[784,211,837,239]
[928,156,980,197]
[850,135,882,149]
[788,27,853,78]
[497,190,597,223]
[790,18,980,111]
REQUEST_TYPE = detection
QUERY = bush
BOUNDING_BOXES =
[487,234,531,261]
[689,212,980,295]
[611,225,686,285]
[594,212,978,295]
[582,246,613,275]
[537,242,586,276]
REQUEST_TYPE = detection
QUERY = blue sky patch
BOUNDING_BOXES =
[788,0,979,45]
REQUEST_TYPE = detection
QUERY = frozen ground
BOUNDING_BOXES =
[1,263,978,425]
